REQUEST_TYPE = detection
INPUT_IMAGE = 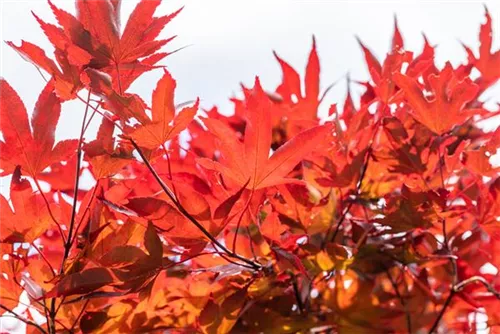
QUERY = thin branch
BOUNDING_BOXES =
[41,300,51,334]
[428,289,455,334]
[329,201,353,243]
[30,242,56,278]
[63,89,92,268]
[386,269,412,334]
[437,140,448,247]
[215,246,255,270]
[48,295,56,333]
[324,118,382,247]
[428,275,500,333]
[232,191,253,254]
[327,147,372,243]
[0,304,48,334]
[53,297,66,319]
[247,226,258,261]
[49,90,91,334]
[70,299,89,331]
[70,180,100,247]
[32,178,66,246]
[128,138,261,270]
[454,276,500,298]
[162,147,179,203]
[291,274,304,315]
[75,95,123,131]
[82,105,99,135]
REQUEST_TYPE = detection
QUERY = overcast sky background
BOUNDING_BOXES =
[1,1,500,332]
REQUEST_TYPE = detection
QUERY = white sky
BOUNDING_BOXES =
[1,1,499,137]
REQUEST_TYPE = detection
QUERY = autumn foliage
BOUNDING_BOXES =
[1,1,500,333]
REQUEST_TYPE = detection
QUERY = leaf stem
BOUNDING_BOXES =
[63,89,92,268]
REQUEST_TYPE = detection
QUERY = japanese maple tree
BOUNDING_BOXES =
[1,1,500,333]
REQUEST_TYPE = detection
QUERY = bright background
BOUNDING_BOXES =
[1,1,500,332]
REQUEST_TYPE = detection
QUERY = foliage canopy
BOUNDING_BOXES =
[1,1,500,333]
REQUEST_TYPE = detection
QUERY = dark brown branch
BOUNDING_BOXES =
[291,274,304,315]
[70,299,90,331]
[50,90,92,334]
[30,243,56,279]
[32,178,66,245]
[437,139,448,247]
[327,147,372,243]
[64,89,92,266]
[232,192,253,254]
[70,180,100,246]
[0,303,48,334]
[428,275,500,333]
[454,276,500,298]
[386,269,412,334]
[128,138,261,270]
[428,289,455,334]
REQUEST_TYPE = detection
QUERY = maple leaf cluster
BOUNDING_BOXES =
[1,1,500,333]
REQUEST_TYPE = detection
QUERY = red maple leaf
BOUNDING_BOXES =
[0,79,77,177]
[463,7,500,90]
[130,70,199,149]
[198,78,332,190]
[0,167,51,243]
[274,37,320,121]
[393,62,479,135]
[8,0,180,99]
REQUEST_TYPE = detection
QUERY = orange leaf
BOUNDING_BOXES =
[198,77,332,190]
[463,7,500,88]
[131,70,199,149]
[0,79,77,177]
[44,268,115,298]
[0,167,51,243]
[393,62,479,135]
[260,212,287,243]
